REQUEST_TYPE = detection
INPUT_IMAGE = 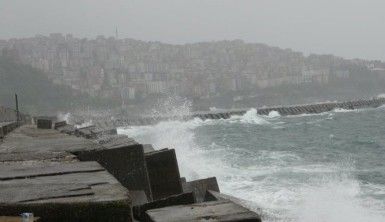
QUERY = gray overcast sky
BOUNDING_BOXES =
[1,0,385,60]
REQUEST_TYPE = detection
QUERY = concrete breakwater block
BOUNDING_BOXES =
[145,149,183,200]
[256,109,268,115]
[204,190,263,218]
[0,151,77,163]
[0,161,105,180]
[76,126,117,139]
[34,116,56,125]
[182,177,220,203]
[133,192,195,221]
[143,144,155,153]
[36,119,52,129]
[130,190,149,206]
[285,107,292,114]
[75,125,96,138]
[0,161,131,222]
[74,144,153,200]
[276,108,286,115]
[54,121,67,129]
[94,134,138,149]
[0,125,104,157]
[56,124,76,135]
[0,122,17,139]
[205,190,254,208]
[91,128,117,138]
[145,200,262,222]
[105,98,385,126]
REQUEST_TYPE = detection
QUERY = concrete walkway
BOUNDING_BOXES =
[0,125,131,222]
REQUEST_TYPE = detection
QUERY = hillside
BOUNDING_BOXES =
[2,35,385,111]
[3,35,385,104]
[0,53,117,114]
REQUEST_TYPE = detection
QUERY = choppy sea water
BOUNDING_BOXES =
[119,107,385,222]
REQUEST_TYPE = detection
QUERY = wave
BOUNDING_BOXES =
[287,112,332,118]
[267,110,281,118]
[57,112,71,122]
[333,108,357,113]
[296,176,385,222]
[228,108,271,125]
[118,107,385,222]
[75,120,94,128]
[118,117,213,180]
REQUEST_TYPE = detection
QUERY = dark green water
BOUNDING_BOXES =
[121,107,385,222]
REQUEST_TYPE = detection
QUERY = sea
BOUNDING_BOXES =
[119,106,385,222]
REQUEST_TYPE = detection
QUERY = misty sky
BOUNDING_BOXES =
[1,0,385,60]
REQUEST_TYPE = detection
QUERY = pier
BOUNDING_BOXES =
[0,108,262,221]
[1,97,384,221]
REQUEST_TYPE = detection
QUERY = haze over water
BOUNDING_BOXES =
[120,107,385,222]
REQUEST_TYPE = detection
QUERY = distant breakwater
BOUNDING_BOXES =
[94,98,385,128]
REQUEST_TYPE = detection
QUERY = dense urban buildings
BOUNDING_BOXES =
[1,33,385,107]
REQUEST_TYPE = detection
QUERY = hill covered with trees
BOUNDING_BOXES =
[0,52,117,114]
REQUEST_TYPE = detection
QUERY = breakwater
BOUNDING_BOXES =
[0,106,30,140]
[0,113,262,221]
[93,98,385,127]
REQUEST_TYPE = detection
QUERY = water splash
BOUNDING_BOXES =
[119,117,210,180]
[268,111,281,118]
[57,112,71,122]
[229,108,271,125]
[296,168,385,222]
[118,107,385,222]
[147,96,192,120]
[334,108,356,113]
[75,120,94,129]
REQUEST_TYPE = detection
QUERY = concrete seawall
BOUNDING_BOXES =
[0,106,31,140]
[94,98,385,127]
[0,106,30,123]
[0,115,262,221]
[2,97,383,221]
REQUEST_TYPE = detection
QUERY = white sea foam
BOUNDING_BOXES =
[377,94,385,98]
[118,106,385,222]
[75,120,93,129]
[228,108,271,125]
[296,176,385,222]
[268,111,281,118]
[57,112,71,122]
[288,112,331,118]
[118,118,211,179]
[334,108,356,113]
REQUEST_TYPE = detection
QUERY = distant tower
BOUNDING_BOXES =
[115,27,118,39]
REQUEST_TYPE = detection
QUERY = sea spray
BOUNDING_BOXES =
[267,111,281,118]
[119,106,385,222]
[57,112,71,123]
[75,120,94,129]
[334,108,357,113]
[229,108,271,125]
[296,160,385,222]
[147,96,192,120]
[119,117,215,180]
